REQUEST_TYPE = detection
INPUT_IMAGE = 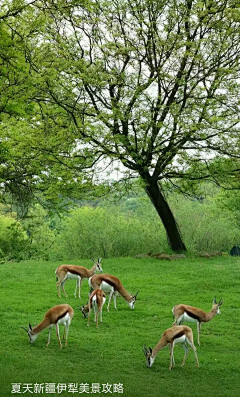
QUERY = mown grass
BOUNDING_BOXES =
[0,256,240,397]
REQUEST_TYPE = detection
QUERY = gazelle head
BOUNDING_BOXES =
[21,324,38,343]
[143,346,155,368]
[128,291,139,309]
[92,258,103,273]
[212,297,224,314]
[78,303,89,318]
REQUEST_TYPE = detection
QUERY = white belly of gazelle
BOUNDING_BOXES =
[182,313,198,324]
[57,312,70,325]
[173,335,186,345]
[67,272,80,280]
[100,281,114,293]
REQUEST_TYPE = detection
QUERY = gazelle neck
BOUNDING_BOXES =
[33,319,50,334]
[205,309,218,322]
[119,288,132,303]
[152,338,168,357]
[88,264,97,277]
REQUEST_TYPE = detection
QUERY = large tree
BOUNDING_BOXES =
[3,0,240,249]
[0,9,93,217]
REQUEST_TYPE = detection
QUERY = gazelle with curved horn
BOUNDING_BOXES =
[79,289,106,328]
[55,258,103,299]
[89,273,138,311]
[22,304,74,348]
[172,298,224,345]
[143,325,199,371]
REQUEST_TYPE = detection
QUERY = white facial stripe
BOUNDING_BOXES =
[149,356,155,367]
[128,300,135,309]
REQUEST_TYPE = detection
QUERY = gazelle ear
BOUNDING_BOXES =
[98,258,102,263]
[213,297,217,304]
[149,347,153,354]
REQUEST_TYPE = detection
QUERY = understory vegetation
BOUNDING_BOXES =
[1,256,239,397]
[0,187,239,261]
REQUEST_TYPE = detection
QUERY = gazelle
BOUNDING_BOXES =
[143,325,199,371]
[89,273,138,311]
[80,289,106,328]
[172,298,224,345]
[21,304,74,348]
[55,258,103,299]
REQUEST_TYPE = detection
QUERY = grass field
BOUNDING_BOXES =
[1,256,240,397]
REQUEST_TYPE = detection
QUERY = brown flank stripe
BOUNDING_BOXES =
[66,269,81,276]
[173,330,185,340]
[185,309,200,321]
[101,278,116,290]
[55,310,68,323]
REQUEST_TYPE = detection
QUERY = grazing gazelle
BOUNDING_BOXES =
[172,298,224,345]
[143,325,199,371]
[80,289,106,328]
[21,304,74,348]
[89,273,138,311]
[55,258,103,299]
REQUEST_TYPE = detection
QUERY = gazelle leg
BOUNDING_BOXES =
[107,290,114,312]
[113,294,117,310]
[60,276,68,298]
[186,336,199,368]
[96,311,99,328]
[87,306,92,327]
[78,278,82,299]
[56,323,62,348]
[169,343,174,370]
[197,322,200,346]
[65,324,69,346]
[46,327,52,347]
[56,282,61,298]
[94,305,97,323]
[100,309,103,323]
[168,344,175,367]
[74,280,78,298]
[181,343,189,367]
[74,278,81,299]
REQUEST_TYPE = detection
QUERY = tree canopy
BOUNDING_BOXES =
[1,0,240,249]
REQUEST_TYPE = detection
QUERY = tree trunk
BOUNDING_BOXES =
[141,174,186,252]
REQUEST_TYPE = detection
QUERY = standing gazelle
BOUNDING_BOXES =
[172,298,224,345]
[55,258,103,299]
[89,273,138,311]
[143,325,199,371]
[21,304,74,348]
[80,289,106,328]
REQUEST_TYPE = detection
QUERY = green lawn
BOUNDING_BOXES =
[1,256,239,397]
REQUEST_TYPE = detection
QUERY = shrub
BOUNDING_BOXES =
[0,215,28,261]
[49,206,167,260]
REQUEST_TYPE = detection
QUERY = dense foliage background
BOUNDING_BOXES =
[1,186,239,262]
